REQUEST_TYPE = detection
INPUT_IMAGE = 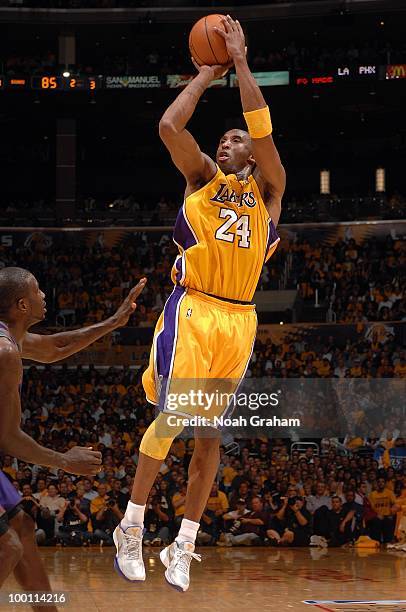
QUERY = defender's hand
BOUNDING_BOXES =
[111,278,147,328]
[214,15,246,62]
[62,446,102,476]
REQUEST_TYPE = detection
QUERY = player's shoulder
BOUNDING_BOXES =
[0,337,21,367]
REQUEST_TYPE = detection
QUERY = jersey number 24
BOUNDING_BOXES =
[215,208,251,248]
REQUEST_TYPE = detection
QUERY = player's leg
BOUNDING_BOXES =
[0,472,25,586]
[183,430,221,522]
[160,430,219,591]
[0,515,24,587]
[9,508,57,612]
[161,297,257,591]
[114,412,184,581]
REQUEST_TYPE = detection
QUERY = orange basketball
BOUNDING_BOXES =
[189,14,230,67]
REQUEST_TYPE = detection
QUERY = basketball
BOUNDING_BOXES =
[189,14,230,67]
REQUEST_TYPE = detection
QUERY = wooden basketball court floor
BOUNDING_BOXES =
[2,547,406,612]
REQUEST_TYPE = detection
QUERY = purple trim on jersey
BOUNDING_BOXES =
[173,206,197,251]
[0,471,21,513]
[264,218,279,261]
[175,256,183,284]
[155,286,185,411]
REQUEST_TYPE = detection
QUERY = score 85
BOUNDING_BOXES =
[41,77,58,89]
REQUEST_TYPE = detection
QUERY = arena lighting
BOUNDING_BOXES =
[376,167,386,192]
[320,169,330,195]
[62,70,70,78]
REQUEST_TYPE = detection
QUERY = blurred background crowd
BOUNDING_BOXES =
[1,431,405,549]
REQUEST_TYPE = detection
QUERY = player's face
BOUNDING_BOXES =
[27,276,47,322]
[216,129,253,175]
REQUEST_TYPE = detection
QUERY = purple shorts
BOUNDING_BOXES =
[0,471,21,515]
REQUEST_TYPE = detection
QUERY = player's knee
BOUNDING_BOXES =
[191,435,220,470]
[0,529,24,565]
[20,511,36,540]
[140,413,184,461]
[9,510,34,542]
[194,434,221,454]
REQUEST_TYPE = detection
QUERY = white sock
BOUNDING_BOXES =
[175,518,200,546]
[121,501,145,530]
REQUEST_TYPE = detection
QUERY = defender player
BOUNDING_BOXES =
[0,266,146,601]
[114,15,285,591]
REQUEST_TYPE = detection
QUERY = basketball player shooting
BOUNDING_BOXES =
[114,15,285,592]
[0,267,146,602]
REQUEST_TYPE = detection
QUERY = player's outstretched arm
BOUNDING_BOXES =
[21,277,146,363]
[159,64,226,192]
[215,15,286,225]
[0,342,102,475]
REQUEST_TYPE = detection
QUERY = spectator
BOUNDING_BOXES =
[91,483,123,546]
[313,495,355,547]
[368,477,399,543]
[20,483,46,545]
[206,482,229,518]
[196,505,219,546]
[143,493,171,546]
[171,482,187,530]
[221,497,268,546]
[57,494,91,546]
[268,496,312,546]
[83,478,99,501]
[306,482,332,514]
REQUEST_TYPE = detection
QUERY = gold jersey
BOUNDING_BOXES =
[171,165,280,302]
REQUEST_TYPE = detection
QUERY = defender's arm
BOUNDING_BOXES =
[21,278,146,363]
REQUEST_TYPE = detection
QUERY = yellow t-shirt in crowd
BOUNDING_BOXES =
[369,489,397,516]
[172,492,185,517]
[222,466,237,487]
[90,495,108,515]
[206,491,229,514]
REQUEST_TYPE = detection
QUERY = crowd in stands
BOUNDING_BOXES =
[0,223,404,325]
[1,419,405,548]
[291,233,406,323]
[2,38,406,77]
[1,52,57,76]
[2,194,405,227]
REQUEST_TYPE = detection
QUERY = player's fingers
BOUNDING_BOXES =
[128,278,147,300]
[220,63,233,77]
[213,26,226,39]
[226,14,237,31]
[191,56,200,70]
[86,450,102,460]
[236,19,244,37]
[220,17,230,34]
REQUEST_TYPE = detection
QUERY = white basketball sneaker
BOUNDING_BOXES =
[160,540,201,592]
[113,524,146,581]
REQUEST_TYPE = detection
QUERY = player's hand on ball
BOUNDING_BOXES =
[191,57,232,80]
[214,15,246,61]
[62,446,102,476]
[111,277,147,327]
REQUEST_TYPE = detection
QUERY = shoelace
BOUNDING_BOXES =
[123,533,142,560]
[174,548,201,575]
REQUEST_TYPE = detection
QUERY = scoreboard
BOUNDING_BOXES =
[0,75,102,91]
[0,65,405,92]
